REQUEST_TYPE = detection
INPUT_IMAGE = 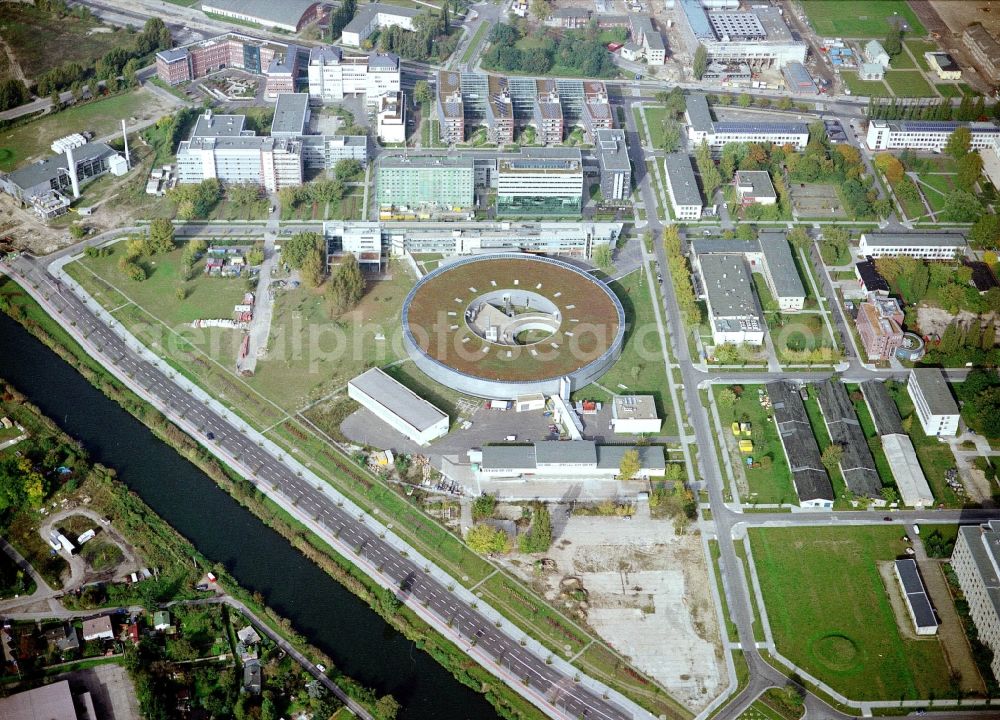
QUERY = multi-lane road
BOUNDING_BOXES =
[1,251,641,720]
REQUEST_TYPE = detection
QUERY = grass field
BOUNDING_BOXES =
[934,84,964,99]
[0,89,165,172]
[642,107,668,149]
[840,72,888,98]
[884,71,936,98]
[889,48,916,70]
[915,173,957,215]
[0,3,135,81]
[750,525,953,700]
[714,385,796,505]
[906,40,939,71]
[461,21,489,65]
[800,1,925,38]
[573,267,677,436]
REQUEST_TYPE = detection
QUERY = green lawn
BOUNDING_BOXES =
[573,267,677,436]
[934,84,964,99]
[915,173,957,214]
[714,385,796,505]
[889,48,916,70]
[461,21,489,65]
[884,71,936,98]
[0,89,163,171]
[906,40,940,71]
[750,525,954,700]
[642,107,668,149]
[800,1,925,37]
[840,72,888,98]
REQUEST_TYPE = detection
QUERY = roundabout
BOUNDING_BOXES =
[402,254,625,399]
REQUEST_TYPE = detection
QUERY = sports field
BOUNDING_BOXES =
[749,526,953,700]
[801,1,925,38]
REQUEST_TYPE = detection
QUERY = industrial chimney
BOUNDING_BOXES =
[121,119,131,169]
[51,134,88,200]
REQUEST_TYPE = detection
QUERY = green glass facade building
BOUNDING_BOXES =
[377,156,475,210]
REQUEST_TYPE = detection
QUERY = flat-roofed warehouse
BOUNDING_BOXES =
[474,441,665,481]
[894,559,939,635]
[815,381,882,499]
[347,368,449,445]
[767,382,834,509]
[200,0,324,32]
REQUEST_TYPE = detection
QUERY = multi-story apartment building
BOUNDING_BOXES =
[907,369,960,437]
[963,23,1000,84]
[496,148,584,216]
[685,92,809,149]
[306,47,401,105]
[377,156,476,211]
[534,80,564,145]
[664,153,703,220]
[437,71,465,144]
[486,76,515,145]
[858,232,967,260]
[594,129,631,202]
[435,72,613,146]
[865,119,1000,151]
[856,296,904,362]
[952,519,1000,682]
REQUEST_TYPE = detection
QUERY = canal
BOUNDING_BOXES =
[0,308,495,720]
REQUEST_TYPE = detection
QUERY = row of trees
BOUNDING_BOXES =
[482,23,616,78]
[168,178,223,221]
[663,227,701,325]
[867,95,993,122]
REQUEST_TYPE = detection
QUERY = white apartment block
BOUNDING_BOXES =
[865,119,1000,152]
[307,47,401,105]
[907,369,960,437]
[952,520,1000,682]
[858,232,967,260]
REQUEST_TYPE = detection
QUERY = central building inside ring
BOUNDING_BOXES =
[402,254,625,400]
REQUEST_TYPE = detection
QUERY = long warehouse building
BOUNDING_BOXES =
[347,368,449,445]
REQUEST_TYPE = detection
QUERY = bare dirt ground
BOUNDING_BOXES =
[499,506,724,711]
[916,307,999,337]
[0,193,71,254]
[928,0,1000,37]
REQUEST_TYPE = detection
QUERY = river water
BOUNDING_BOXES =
[0,310,495,720]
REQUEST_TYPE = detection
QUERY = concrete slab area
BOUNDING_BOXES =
[57,664,141,720]
[500,508,724,711]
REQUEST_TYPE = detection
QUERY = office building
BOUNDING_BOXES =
[548,7,591,29]
[435,71,613,145]
[676,0,806,68]
[907,369,960,437]
[685,92,809,149]
[200,0,323,32]
[341,3,421,47]
[952,519,1000,680]
[264,43,301,97]
[663,153,703,220]
[377,92,407,144]
[858,231,966,260]
[377,155,475,211]
[964,23,1000,84]
[611,395,662,434]
[629,16,666,65]
[383,220,622,258]
[496,148,583,216]
[856,296,904,362]
[474,441,665,482]
[348,368,449,445]
[859,62,885,81]
[691,232,806,312]
[865,119,1000,151]
[271,93,310,137]
[734,170,776,205]
[325,221,383,269]
[307,47,401,105]
[864,40,891,69]
[594,129,631,202]
[696,253,764,346]
[156,32,289,86]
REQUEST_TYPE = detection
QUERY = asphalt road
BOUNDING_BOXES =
[1,252,638,720]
